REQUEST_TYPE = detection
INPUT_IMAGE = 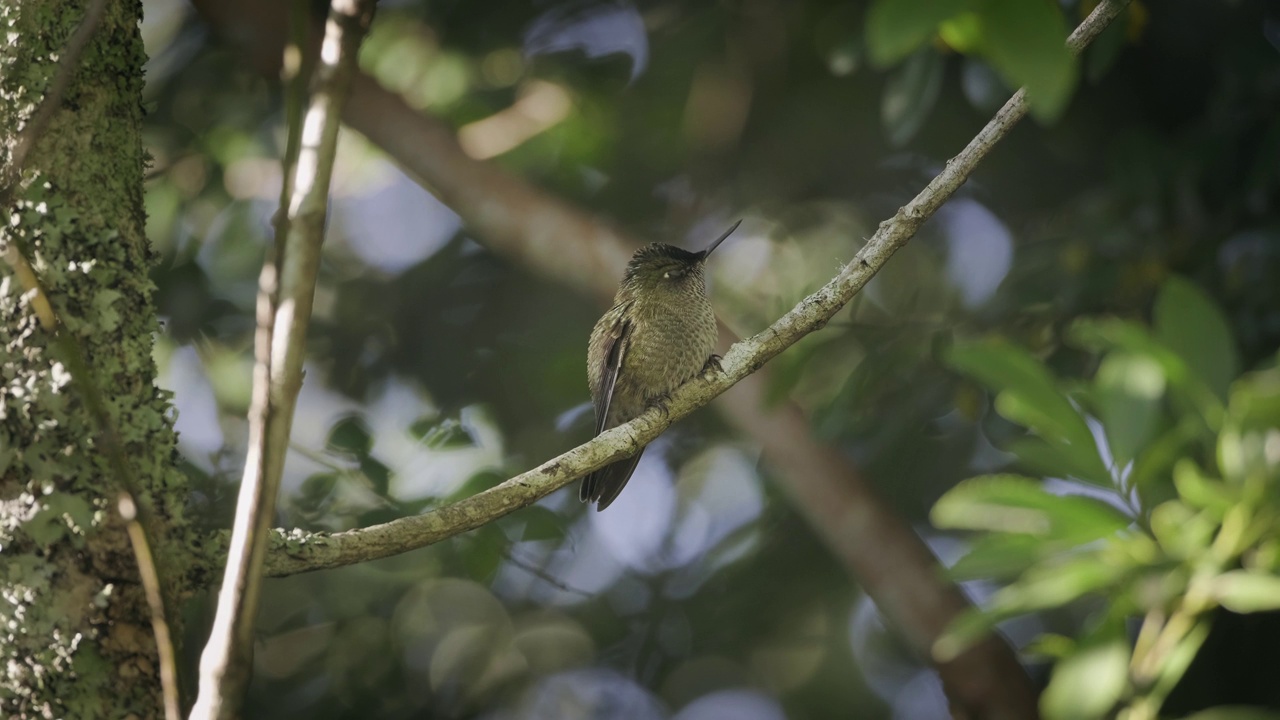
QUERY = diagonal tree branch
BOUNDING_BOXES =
[189,1,377,718]
[188,2,1129,718]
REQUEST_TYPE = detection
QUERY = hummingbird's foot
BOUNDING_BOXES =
[650,393,672,419]
[701,354,723,376]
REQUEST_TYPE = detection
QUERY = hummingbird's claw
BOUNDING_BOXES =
[701,354,723,376]
[651,394,672,419]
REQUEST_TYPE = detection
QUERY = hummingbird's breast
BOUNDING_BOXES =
[617,292,717,412]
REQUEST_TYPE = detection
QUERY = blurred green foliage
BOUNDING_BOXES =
[136,0,1280,717]
[934,277,1280,719]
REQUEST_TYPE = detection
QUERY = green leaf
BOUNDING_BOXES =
[464,525,506,581]
[978,0,1076,122]
[1211,571,1280,613]
[1218,368,1280,485]
[881,47,945,147]
[359,456,392,495]
[939,12,983,53]
[947,532,1045,581]
[947,339,1103,480]
[1130,419,1201,505]
[297,472,339,512]
[1068,317,1225,430]
[1155,277,1239,401]
[1040,630,1130,720]
[994,553,1125,612]
[1172,459,1234,516]
[934,554,1122,661]
[1007,437,1112,488]
[1094,352,1166,467]
[327,415,372,457]
[866,0,970,66]
[933,605,1011,662]
[519,506,567,542]
[1022,633,1076,661]
[932,474,1131,544]
[1149,500,1215,559]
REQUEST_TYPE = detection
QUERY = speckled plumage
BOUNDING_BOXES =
[582,223,738,511]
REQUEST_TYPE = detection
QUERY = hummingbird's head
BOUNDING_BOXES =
[620,220,741,296]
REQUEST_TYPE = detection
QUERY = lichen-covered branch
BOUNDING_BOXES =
[189,1,377,718]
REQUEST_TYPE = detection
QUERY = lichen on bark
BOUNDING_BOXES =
[1,1,188,717]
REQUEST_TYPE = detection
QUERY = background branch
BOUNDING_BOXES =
[189,1,1129,717]
[189,1,376,717]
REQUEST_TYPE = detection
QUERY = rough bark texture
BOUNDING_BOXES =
[0,1,185,717]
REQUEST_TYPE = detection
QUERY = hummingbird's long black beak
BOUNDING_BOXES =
[698,219,742,260]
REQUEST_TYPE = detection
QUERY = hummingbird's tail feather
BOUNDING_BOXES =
[580,448,646,511]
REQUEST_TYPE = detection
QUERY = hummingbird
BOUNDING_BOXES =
[581,220,741,511]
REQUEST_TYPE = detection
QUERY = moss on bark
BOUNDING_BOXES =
[1,1,189,717]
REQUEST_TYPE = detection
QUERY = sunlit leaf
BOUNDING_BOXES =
[936,553,1120,662]
[994,553,1124,612]
[947,339,1107,481]
[881,47,945,147]
[1172,459,1234,516]
[1149,500,1214,559]
[979,0,1076,122]
[1068,317,1225,429]
[939,12,983,53]
[932,606,1009,662]
[1130,419,1201,504]
[1040,628,1130,720]
[1155,276,1239,402]
[865,0,970,66]
[1211,571,1280,613]
[1218,368,1280,485]
[327,415,372,457]
[932,474,1131,543]
[947,532,1045,581]
[1022,632,1076,661]
[1093,352,1166,467]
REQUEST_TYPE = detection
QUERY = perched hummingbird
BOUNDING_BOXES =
[581,220,741,511]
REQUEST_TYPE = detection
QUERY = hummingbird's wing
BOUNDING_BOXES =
[582,308,639,509]
[590,310,632,436]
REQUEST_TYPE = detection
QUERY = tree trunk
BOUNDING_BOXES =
[1,1,185,717]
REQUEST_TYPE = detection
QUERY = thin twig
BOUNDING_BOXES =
[1,1,180,717]
[189,1,377,718]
